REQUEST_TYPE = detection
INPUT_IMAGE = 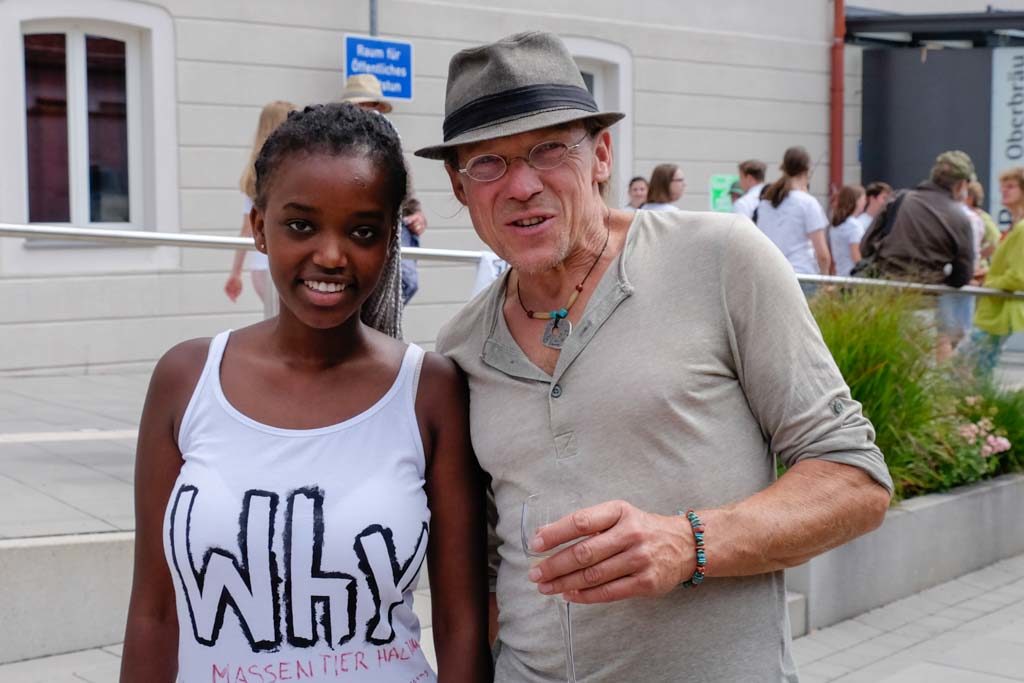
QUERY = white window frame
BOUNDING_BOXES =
[0,0,179,275]
[564,37,634,210]
[24,20,144,229]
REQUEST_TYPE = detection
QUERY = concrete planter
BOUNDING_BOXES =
[787,472,1024,631]
[0,532,132,664]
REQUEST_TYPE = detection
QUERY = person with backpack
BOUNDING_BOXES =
[858,151,977,360]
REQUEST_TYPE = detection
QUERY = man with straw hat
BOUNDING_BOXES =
[419,31,892,681]
[340,73,426,303]
[339,73,394,113]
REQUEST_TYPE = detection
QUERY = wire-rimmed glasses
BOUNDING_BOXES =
[458,131,589,182]
[522,491,582,683]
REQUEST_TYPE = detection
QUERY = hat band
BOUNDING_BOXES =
[443,84,598,142]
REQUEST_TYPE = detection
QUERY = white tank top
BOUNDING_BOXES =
[163,331,436,683]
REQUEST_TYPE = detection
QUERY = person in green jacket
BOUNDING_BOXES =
[971,167,1024,376]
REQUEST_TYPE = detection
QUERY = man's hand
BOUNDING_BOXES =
[405,210,427,236]
[527,500,695,604]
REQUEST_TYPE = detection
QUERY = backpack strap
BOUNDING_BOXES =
[878,190,908,238]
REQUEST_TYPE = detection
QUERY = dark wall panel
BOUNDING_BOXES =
[862,48,992,191]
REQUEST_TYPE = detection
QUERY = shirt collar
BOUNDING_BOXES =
[480,212,639,382]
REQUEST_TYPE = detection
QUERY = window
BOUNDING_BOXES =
[565,38,634,210]
[24,25,139,226]
[0,0,179,274]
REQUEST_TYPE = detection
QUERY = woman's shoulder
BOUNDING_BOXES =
[418,350,462,390]
[791,190,827,220]
[837,216,861,232]
[364,332,461,396]
[414,350,467,431]
[153,337,212,388]
[789,189,819,204]
[144,337,215,427]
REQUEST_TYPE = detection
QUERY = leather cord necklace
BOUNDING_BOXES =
[516,225,610,349]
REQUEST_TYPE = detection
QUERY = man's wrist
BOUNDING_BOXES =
[679,510,707,587]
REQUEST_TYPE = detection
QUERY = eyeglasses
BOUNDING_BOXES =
[458,132,589,183]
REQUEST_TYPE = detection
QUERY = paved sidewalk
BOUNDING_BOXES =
[795,553,1024,682]
[2,552,1023,682]
[0,373,145,539]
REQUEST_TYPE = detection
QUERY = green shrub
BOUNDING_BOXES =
[807,286,1024,500]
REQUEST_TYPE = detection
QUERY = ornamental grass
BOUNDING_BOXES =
[807,286,1024,501]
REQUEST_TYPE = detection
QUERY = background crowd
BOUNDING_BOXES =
[625,147,1024,375]
[220,74,1022,383]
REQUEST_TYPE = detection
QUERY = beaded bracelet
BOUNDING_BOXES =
[679,509,707,588]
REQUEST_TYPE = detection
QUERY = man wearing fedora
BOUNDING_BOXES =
[419,32,892,682]
[340,73,427,304]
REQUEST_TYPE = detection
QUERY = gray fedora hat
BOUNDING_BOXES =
[414,31,624,160]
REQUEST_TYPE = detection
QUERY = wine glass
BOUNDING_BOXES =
[521,491,582,683]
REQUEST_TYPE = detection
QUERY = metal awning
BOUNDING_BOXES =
[846,6,1024,47]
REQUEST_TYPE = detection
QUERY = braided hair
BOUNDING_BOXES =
[253,103,408,338]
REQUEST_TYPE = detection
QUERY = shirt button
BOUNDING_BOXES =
[551,384,563,398]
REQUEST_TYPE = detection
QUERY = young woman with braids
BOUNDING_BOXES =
[754,146,832,287]
[120,104,491,683]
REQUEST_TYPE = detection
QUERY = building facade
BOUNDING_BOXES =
[0,0,865,374]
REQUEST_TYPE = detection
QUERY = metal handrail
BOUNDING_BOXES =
[2,222,1023,300]
[0,223,484,264]
[792,273,1024,300]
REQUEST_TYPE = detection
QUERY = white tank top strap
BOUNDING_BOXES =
[396,343,427,465]
[401,343,427,407]
[176,330,231,452]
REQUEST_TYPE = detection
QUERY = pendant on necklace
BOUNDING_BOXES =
[542,318,572,349]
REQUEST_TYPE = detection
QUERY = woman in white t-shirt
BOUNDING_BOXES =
[755,146,831,278]
[640,163,685,212]
[828,184,867,276]
[225,101,294,311]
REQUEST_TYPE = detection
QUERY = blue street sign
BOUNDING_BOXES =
[345,34,414,101]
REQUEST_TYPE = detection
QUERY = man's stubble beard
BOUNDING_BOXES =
[506,236,572,276]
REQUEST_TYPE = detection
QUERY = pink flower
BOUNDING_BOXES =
[981,445,993,458]
[965,395,980,406]
[959,423,980,443]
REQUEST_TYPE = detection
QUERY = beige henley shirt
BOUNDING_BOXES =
[437,209,892,682]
